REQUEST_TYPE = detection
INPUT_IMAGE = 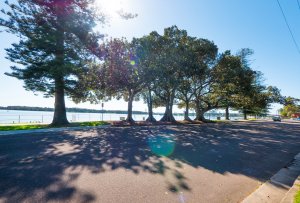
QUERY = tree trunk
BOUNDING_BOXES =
[225,106,230,120]
[195,109,206,121]
[51,77,69,126]
[160,100,175,122]
[243,108,248,120]
[146,88,156,122]
[160,103,176,122]
[160,90,176,122]
[51,14,68,126]
[194,100,208,122]
[184,102,192,121]
[126,93,135,123]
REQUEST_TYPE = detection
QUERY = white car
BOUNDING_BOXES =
[272,116,281,122]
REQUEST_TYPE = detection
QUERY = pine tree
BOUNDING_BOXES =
[0,0,104,126]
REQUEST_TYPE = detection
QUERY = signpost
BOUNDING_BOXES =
[101,103,104,121]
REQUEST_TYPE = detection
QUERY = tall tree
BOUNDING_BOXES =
[98,38,147,122]
[177,77,194,121]
[176,36,199,121]
[212,51,244,120]
[134,34,159,122]
[0,0,104,126]
[151,26,189,122]
[233,69,269,119]
[189,39,218,121]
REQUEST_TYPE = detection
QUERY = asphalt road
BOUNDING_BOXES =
[0,121,299,203]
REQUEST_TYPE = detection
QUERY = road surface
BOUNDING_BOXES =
[0,121,299,202]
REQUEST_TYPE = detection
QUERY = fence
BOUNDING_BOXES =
[0,111,251,124]
[0,112,153,124]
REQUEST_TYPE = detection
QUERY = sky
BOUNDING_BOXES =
[0,0,299,114]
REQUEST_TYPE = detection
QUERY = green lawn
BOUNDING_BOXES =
[0,121,109,131]
[295,185,300,203]
[72,121,109,127]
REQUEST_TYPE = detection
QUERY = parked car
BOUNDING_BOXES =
[272,116,281,122]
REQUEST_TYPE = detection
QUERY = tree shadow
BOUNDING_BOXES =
[0,121,299,201]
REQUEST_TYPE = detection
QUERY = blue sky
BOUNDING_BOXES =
[0,0,299,113]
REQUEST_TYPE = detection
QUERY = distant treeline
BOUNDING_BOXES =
[0,106,160,115]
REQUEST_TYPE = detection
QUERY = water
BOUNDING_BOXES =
[0,110,155,124]
[0,110,244,124]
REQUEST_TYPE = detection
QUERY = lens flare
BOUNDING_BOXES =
[179,192,186,203]
[147,133,175,157]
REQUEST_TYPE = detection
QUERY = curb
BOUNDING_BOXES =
[242,153,300,203]
[280,175,300,203]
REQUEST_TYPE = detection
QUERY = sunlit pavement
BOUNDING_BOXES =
[0,121,299,202]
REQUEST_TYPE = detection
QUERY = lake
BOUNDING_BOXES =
[0,110,243,124]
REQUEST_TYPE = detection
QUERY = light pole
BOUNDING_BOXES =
[101,103,104,121]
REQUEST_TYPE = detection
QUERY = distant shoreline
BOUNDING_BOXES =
[0,106,166,116]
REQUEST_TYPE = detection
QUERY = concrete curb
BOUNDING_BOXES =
[280,175,300,203]
[242,153,300,203]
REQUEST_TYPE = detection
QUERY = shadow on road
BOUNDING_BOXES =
[0,121,299,202]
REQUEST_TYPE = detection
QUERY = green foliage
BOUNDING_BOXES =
[176,37,218,120]
[211,51,244,108]
[295,184,300,203]
[279,96,300,117]
[280,104,300,117]
[102,38,147,99]
[0,0,103,96]
[0,0,104,125]
[1,6,287,124]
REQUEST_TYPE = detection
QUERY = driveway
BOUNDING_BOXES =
[0,121,299,202]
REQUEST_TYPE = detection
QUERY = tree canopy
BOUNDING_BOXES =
[0,0,105,125]
[1,3,286,125]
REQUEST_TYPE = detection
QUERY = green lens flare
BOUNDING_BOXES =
[147,134,175,157]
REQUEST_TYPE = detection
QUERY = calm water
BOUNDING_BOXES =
[0,110,153,124]
[0,110,243,124]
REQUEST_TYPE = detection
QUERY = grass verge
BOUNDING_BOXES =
[0,121,109,131]
[295,184,300,203]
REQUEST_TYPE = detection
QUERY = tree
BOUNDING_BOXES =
[94,38,147,122]
[279,96,300,117]
[234,70,270,119]
[134,34,159,122]
[212,51,244,120]
[202,48,272,120]
[280,104,300,117]
[177,77,194,121]
[0,0,104,126]
[150,26,189,122]
[176,36,203,121]
[188,39,218,121]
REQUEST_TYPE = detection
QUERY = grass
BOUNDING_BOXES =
[0,121,109,131]
[71,121,109,127]
[295,184,300,203]
[0,124,49,131]
[211,119,231,123]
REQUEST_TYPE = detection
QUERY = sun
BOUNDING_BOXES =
[95,0,125,17]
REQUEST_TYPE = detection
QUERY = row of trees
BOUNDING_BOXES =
[0,0,283,125]
[75,26,283,123]
[279,97,300,117]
